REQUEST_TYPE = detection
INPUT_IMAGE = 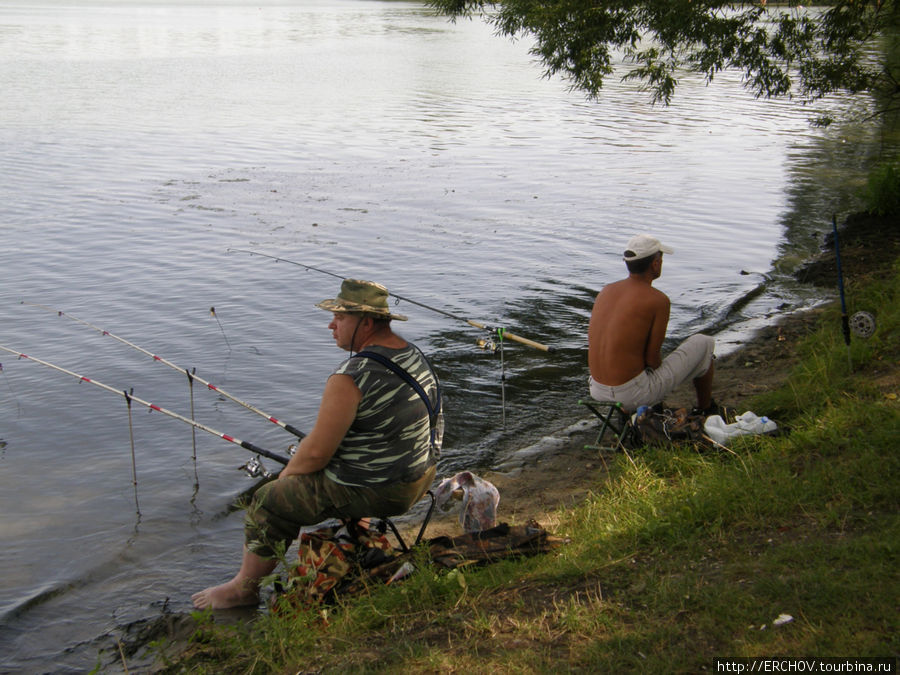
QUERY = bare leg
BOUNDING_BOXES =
[192,547,277,610]
[693,359,715,410]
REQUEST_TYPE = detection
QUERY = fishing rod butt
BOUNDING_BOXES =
[283,423,307,440]
[500,330,552,353]
[240,440,290,466]
[466,319,551,353]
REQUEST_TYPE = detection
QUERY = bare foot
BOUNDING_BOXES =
[191,579,259,610]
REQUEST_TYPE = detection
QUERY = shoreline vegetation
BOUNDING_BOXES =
[139,213,897,673]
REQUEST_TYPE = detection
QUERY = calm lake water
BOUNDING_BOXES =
[0,1,884,671]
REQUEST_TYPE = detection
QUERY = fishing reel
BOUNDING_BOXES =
[241,443,298,478]
[240,456,273,479]
[849,311,876,339]
[476,327,507,354]
[476,337,499,353]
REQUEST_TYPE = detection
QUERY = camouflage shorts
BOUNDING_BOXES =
[245,465,435,558]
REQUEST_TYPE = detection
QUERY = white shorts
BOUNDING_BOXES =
[589,334,715,412]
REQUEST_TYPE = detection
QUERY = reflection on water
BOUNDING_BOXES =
[0,0,888,670]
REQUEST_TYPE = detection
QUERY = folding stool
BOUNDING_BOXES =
[347,489,437,554]
[578,399,635,451]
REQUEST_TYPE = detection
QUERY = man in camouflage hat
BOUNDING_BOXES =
[193,279,442,610]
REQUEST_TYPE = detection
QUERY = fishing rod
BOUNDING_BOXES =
[831,214,852,371]
[21,302,306,440]
[227,248,553,353]
[0,344,291,466]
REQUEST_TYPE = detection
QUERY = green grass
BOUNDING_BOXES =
[863,162,900,217]
[162,259,899,674]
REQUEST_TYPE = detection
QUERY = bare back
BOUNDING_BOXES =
[588,276,670,386]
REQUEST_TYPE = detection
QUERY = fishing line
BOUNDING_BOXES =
[209,306,232,352]
[123,388,141,515]
[476,328,510,425]
[227,248,552,352]
[186,367,203,498]
[0,362,23,417]
[0,343,292,466]
[498,328,506,430]
[186,368,198,462]
[21,302,306,440]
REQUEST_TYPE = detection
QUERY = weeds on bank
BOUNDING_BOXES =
[753,258,899,421]
[863,161,900,217]
[170,262,899,673]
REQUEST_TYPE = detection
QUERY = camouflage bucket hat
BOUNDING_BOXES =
[315,279,408,321]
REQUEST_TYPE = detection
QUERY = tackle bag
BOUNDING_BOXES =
[274,521,397,612]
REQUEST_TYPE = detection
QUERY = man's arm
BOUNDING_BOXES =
[280,374,361,477]
[643,292,670,370]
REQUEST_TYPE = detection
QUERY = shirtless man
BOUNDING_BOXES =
[588,234,716,413]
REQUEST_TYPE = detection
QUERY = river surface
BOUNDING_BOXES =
[0,1,885,671]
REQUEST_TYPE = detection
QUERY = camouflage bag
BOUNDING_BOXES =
[275,522,397,611]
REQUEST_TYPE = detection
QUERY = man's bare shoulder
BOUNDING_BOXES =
[647,285,670,306]
[595,278,632,299]
[599,278,669,305]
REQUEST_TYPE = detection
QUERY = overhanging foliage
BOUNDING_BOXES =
[429,0,899,118]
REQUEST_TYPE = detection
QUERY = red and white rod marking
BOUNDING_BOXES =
[0,343,290,465]
[21,302,305,439]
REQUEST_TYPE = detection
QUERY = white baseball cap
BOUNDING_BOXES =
[623,234,674,261]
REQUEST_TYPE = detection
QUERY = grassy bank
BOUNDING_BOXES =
[161,257,898,673]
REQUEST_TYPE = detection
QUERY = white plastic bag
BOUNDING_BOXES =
[704,411,777,446]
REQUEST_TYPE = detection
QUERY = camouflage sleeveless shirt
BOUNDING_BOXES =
[324,343,442,487]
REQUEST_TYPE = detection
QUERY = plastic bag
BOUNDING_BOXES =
[704,411,777,447]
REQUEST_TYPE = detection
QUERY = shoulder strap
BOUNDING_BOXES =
[352,350,442,444]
